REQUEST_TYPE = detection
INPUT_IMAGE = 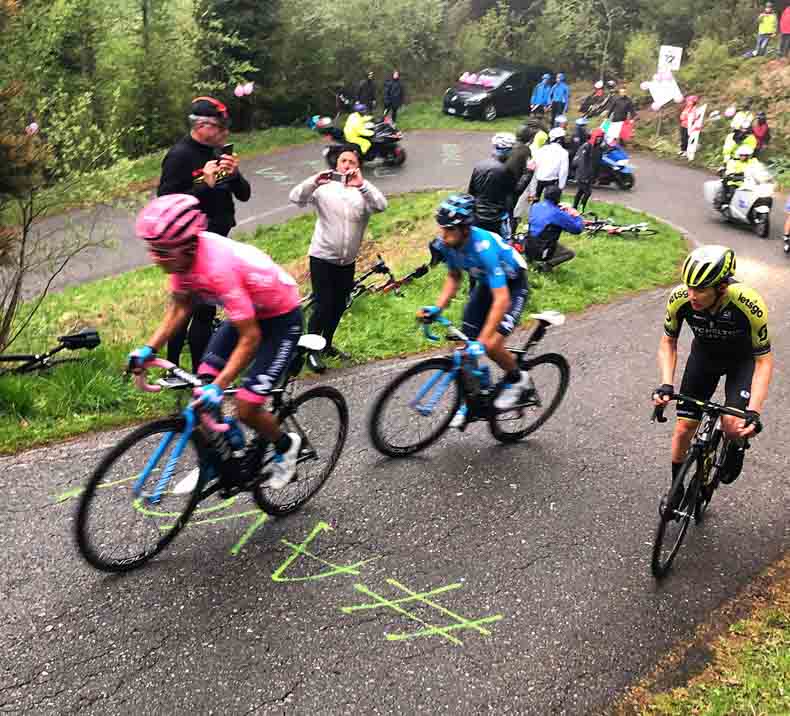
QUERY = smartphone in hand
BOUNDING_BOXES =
[222,143,234,156]
[328,171,347,184]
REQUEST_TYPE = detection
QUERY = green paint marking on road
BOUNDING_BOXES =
[229,512,269,556]
[340,578,503,645]
[54,474,138,503]
[271,520,379,583]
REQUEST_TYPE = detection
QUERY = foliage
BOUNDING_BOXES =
[623,32,660,84]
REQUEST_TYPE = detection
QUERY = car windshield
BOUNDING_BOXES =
[457,68,511,90]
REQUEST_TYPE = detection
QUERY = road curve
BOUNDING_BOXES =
[2,132,789,714]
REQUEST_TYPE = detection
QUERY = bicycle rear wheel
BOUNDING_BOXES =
[75,418,206,573]
[651,455,701,579]
[489,353,570,443]
[254,386,348,516]
[368,358,462,457]
[623,227,658,238]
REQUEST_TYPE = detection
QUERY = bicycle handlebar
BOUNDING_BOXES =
[651,392,749,424]
[420,315,469,343]
[134,358,229,433]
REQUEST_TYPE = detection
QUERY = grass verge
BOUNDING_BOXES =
[0,191,685,453]
[619,555,790,715]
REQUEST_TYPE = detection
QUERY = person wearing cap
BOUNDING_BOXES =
[530,127,569,202]
[530,74,552,115]
[754,3,777,56]
[579,80,605,117]
[357,71,377,111]
[468,133,518,241]
[157,96,251,373]
[678,95,699,156]
[549,73,570,125]
[289,147,387,368]
[523,184,583,272]
[572,128,606,212]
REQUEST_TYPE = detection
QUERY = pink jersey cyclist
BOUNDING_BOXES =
[171,232,300,322]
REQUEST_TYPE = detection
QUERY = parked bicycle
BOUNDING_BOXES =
[368,312,570,456]
[0,328,101,377]
[650,392,755,579]
[75,333,348,573]
[582,213,657,237]
[301,254,430,313]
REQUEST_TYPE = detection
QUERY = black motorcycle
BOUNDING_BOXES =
[314,117,407,169]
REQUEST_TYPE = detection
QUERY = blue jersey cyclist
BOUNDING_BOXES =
[422,194,532,430]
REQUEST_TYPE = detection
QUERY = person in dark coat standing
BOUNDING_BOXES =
[357,71,377,111]
[383,70,405,123]
[573,128,605,212]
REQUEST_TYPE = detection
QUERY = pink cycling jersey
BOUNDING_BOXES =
[170,232,300,321]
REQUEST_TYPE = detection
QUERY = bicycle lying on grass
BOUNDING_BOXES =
[368,312,570,456]
[75,333,348,573]
[300,254,430,313]
[582,213,658,237]
[0,329,101,377]
[650,393,757,580]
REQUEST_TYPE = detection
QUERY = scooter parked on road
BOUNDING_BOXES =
[309,115,407,169]
[595,143,635,190]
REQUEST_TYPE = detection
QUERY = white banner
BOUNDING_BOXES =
[658,45,683,73]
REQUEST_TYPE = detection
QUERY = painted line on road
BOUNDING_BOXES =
[236,205,294,227]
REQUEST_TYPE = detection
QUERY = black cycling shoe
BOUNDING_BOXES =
[325,345,351,361]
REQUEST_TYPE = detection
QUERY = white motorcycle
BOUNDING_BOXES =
[703,165,775,239]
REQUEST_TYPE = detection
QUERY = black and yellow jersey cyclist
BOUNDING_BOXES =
[653,245,774,504]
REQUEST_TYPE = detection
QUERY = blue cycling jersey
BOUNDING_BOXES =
[432,226,527,289]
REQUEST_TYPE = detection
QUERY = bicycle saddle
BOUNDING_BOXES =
[59,329,101,350]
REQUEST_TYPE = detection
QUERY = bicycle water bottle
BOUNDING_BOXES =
[475,364,492,394]
[461,354,482,397]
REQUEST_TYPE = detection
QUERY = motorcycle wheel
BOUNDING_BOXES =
[616,173,635,190]
[754,216,771,239]
[393,147,406,166]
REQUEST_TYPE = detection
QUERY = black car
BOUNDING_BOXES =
[442,66,546,121]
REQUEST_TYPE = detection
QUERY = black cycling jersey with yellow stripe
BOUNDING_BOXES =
[663,281,771,358]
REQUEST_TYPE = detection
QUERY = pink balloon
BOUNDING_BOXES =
[234,84,244,98]
[651,102,661,111]
[243,82,254,95]
[724,105,736,118]
[25,122,39,135]
[639,81,651,91]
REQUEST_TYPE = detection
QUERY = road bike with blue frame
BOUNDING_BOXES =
[368,312,570,456]
[650,392,755,579]
[75,335,348,573]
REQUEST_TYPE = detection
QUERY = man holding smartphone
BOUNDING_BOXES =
[289,147,387,369]
[157,96,251,374]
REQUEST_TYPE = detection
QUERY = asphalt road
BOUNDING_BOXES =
[2,132,789,714]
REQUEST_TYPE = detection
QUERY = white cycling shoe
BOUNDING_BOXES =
[263,433,302,490]
[171,467,201,495]
[494,371,534,411]
[449,403,468,430]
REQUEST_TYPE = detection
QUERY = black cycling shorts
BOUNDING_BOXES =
[462,273,529,339]
[198,308,303,405]
[677,344,754,421]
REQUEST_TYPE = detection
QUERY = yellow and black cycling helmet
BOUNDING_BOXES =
[681,245,736,289]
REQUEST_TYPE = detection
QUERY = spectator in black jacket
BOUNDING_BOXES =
[357,71,377,111]
[606,88,637,143]
[383,71,405,123]
[573,128,605,212]
[157,96,251,373]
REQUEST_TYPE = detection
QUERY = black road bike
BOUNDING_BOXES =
[650,393,754,579]
[0,329,100,377]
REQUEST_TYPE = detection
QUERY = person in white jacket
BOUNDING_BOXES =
[530,127,569,202]
[289,148,387,366]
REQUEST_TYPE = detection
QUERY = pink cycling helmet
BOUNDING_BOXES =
[135,194,207,253]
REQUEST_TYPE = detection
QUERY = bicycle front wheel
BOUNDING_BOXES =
[368,358,462,457]
[489,353,570,443]
[254,386,348,516]
[651,455,701,579]
[75,418,205,573]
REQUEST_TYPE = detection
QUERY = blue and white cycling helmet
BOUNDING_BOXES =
[435,194,476,228]
[575,117,589,126]
[353,102,368,112]
[491,132,516,156]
